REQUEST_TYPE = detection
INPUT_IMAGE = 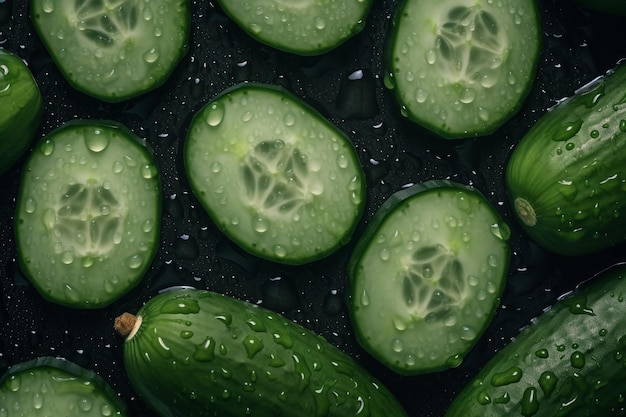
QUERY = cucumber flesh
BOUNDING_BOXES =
[444,264,626,417]
[348,180,511,375]
[0,48,43,176]
[184,83,365,265]
[30,0,190,102]
[0,356,129,417]
[385,0,541,138]
[216,0,373,56]
[15,120,161,308]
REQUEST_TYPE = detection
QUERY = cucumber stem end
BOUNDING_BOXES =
[114,313,142,341]
[514,197,537,227]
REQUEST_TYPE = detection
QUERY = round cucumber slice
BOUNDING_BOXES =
[385,0,541,139]
[184,83,365,265]
[347,180,511,375]
[30,0,190,103]
[0,48,42,176]
[0,356,129,417]
[216,0,373,56]
[15,120,161,308]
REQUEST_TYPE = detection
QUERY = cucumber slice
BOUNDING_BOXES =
[0,48,43,176]
[184,83,365,265]
[15,120,161,308]
[216,0,373,56]
[385,0,541,139]
[30,0,190,103]
[0,356,129,417]
[347,180,511,375]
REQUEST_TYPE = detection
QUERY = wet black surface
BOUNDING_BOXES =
[1,1,626,416]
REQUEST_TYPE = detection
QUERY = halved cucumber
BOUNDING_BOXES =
[30,0,190,102]
[216,0,373,56]
[183,83,365,265]
[15,120,161,308]
[385,0,541,139]
[0,48,43,176]
[347,180,511,375]
[0,356,129,417]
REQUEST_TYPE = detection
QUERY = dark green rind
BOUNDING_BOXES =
[444,264,626,417]
[347,180,511,375]
[15,120,162,308]
[121,289,408,417]
[506,63,626,256]
[183,82,366,265]
[0,356,129,417]
[216,0,373,56]
[0,48,42,176]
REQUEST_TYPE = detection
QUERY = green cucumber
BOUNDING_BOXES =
[30,0,190,103]
[385,0,541,139]
[0,356,129,417]
[505,63,626,256]
[183,83,365,265]
[114,288,409,417]
[444,264,626,417]
[216,0,373,56]
[347,180,511,375]
[15,120,161,308]
[0,48,43,176]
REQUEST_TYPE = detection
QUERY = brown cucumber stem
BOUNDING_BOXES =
[114,313,142,341]
[514,197,537,227]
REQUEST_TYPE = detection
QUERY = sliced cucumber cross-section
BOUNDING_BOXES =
[386,0,541,138]
[347,180,511,375]
[15,120,161,308]
[184,83,366,265]
[30,0,191,102]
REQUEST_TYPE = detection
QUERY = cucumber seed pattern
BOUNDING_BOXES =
[241,139,313,220]
[74,0,139,47]
[402,244,469,320]
[434,6,505,85]
[53,181,127,259]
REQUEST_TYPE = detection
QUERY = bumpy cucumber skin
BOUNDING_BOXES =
[216,0,373,56]
[0,356,129,416]
[444,264,626,417]
[0,49,42,176]
[347,180,511,375]
[121,289,408,417]
[506,64,626,256]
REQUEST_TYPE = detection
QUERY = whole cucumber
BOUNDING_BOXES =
[506,63,626,255]
[444,264,626,416]
[115,288,408,417]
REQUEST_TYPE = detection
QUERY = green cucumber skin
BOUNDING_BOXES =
[0,356,129,416]
[0,48,42,176]
[444,264,626,417]
[122,289,408,417]
[506,63,626,256]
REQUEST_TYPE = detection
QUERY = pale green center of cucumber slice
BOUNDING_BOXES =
[73,0,140,48]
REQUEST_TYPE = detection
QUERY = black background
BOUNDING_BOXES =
[1,1,626,416]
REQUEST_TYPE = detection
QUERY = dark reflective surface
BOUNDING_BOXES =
[1,1,626,416]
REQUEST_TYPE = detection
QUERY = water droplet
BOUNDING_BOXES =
[141,163,157,179]
[553,120,583,142]
[206,102,225,127]
[570,351,585,368]
[538,371,557,396]
[477,390,491,405]
[78,397,94,411]
[41,0,55,13]
[520,386,539,417]
[491,366,523,386]
[40,139,55,156]
[243,335,264,359]
[127,254,144,269]
[314,16,326,29]
[215,312,233,326]
[193,336,216,362]
[254,217,269,233]
[535,348,549,358]
[557,179,578,201]
[563,295,594,315]
[84,130,109,152]
[143,47,159,63]
[490,222,511,240]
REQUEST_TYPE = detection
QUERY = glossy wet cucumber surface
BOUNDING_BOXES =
[0,356,129,417]
[385,0,541,138]
[184,83,365,265]
[15,120,161,308]
[115,288,409,417]
[30,0,190,102]
[347,180,511,375]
